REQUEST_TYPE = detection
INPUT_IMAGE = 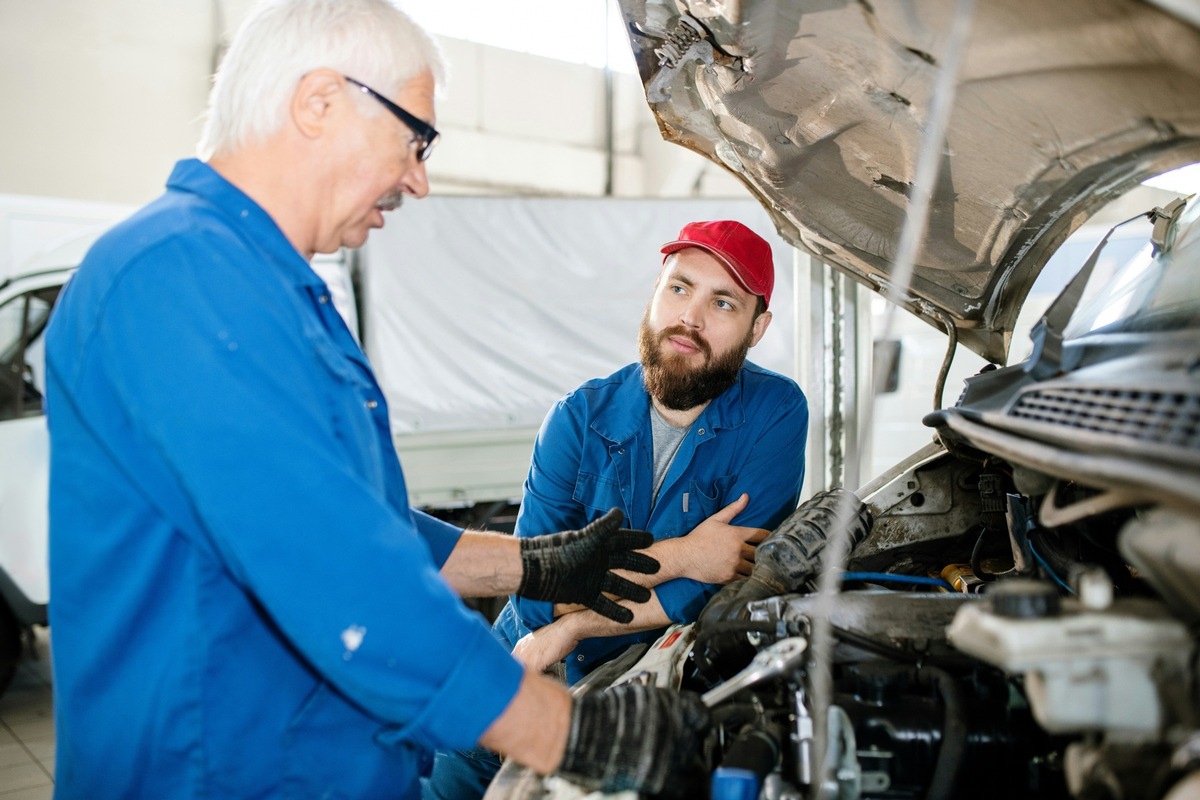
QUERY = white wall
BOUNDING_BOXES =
[0,1,744,205]
[0,2,214,205]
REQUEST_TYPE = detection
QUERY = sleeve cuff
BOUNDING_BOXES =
[411,509,464,568]
[655,576,719,624]
[511,594,555,630]
[383,622,524,752]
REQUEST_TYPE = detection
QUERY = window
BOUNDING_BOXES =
[402,0,635,71]
[0,286,61,421]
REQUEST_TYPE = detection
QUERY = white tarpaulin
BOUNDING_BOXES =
[363,196,797,437]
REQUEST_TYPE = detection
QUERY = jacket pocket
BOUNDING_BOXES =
[685,474,738,527]
[573,471,626,516]
[308,337,384,474]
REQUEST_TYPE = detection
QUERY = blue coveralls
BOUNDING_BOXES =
[426,360,807,799]
[46,159,523,799]
[497,361,808,680]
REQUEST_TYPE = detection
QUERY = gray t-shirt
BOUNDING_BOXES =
[650,405,690,505]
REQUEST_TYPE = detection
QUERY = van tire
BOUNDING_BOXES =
[0,602,21,696]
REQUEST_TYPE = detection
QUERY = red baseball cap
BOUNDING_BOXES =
[660,220,775,309]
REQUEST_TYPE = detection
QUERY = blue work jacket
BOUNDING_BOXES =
[494,361,807,683]
[45,159,523,799]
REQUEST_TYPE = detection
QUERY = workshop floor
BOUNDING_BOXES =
[0,628,54,798]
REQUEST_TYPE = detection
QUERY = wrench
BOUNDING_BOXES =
[701,637,809,707]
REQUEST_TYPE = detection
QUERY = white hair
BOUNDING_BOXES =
[198,0,445,159]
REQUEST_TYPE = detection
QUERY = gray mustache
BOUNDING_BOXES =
[376,191,406,212]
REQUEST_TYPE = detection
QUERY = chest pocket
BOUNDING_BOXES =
[684,474,738,528]
[573,471,626,518]
[308,336,384,480]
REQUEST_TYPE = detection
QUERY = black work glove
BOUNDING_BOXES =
[557,684,711,795]
[518,508,659,623]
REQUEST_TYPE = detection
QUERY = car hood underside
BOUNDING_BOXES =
[617,0,1200,363]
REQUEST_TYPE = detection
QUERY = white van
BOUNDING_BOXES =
[0,265,71,690]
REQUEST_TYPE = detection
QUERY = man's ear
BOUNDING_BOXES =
[291,69,345,139]
[748,309,772,347]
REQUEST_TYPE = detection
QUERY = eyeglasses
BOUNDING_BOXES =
[344,75,439,162]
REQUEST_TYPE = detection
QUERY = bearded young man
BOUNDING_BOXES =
[424,220,809,800]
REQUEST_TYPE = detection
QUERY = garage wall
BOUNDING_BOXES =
[0,2,214,205]
[0,0,742,206]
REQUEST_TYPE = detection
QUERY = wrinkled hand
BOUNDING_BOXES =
[557,684,710,795]
[519,509,659,623]
[512,616,580,673]
[681,493,769,584]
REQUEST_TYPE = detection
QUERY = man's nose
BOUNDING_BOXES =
[679,297,704,329]
[403,160,430,199]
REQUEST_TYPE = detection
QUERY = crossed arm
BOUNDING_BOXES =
[506,385,807,671]
[513,493,768,671]
[431,497,766,669]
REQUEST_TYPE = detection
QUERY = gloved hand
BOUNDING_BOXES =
[518,508,659,623]
[557,684,711,795]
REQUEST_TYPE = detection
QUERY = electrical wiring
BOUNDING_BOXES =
[1028,539,1074,594]
[841,572,954,590]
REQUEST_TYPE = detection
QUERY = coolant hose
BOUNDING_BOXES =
[711,722,785,800]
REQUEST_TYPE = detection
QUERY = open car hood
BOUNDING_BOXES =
[616,0,1200,363]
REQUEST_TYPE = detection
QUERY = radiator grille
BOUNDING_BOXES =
[1010,387,1200,450]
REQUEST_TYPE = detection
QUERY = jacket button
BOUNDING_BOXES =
[318,294,330,304]
[698,429,705,435]
[365,400,378,409]
[618,448,625,455]
[576,655,585,662]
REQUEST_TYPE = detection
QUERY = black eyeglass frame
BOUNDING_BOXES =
[344,75,439,162]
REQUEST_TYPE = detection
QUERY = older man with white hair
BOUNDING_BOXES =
[44,1,708,797]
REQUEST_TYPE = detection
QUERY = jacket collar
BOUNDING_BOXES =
[591,362,750,445]
[166,159,325,292]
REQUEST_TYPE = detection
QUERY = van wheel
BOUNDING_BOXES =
[0,603,21,696]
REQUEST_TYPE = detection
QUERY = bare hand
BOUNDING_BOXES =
[512,617,581,674]
[676,494,769,584]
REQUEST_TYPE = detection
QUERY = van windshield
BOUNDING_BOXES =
[1063,199,1200,340]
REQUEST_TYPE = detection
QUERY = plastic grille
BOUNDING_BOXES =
[1010,387,1200,449]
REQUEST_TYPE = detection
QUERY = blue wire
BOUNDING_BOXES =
[840,571,954,591]
[1028,539,1074,594]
